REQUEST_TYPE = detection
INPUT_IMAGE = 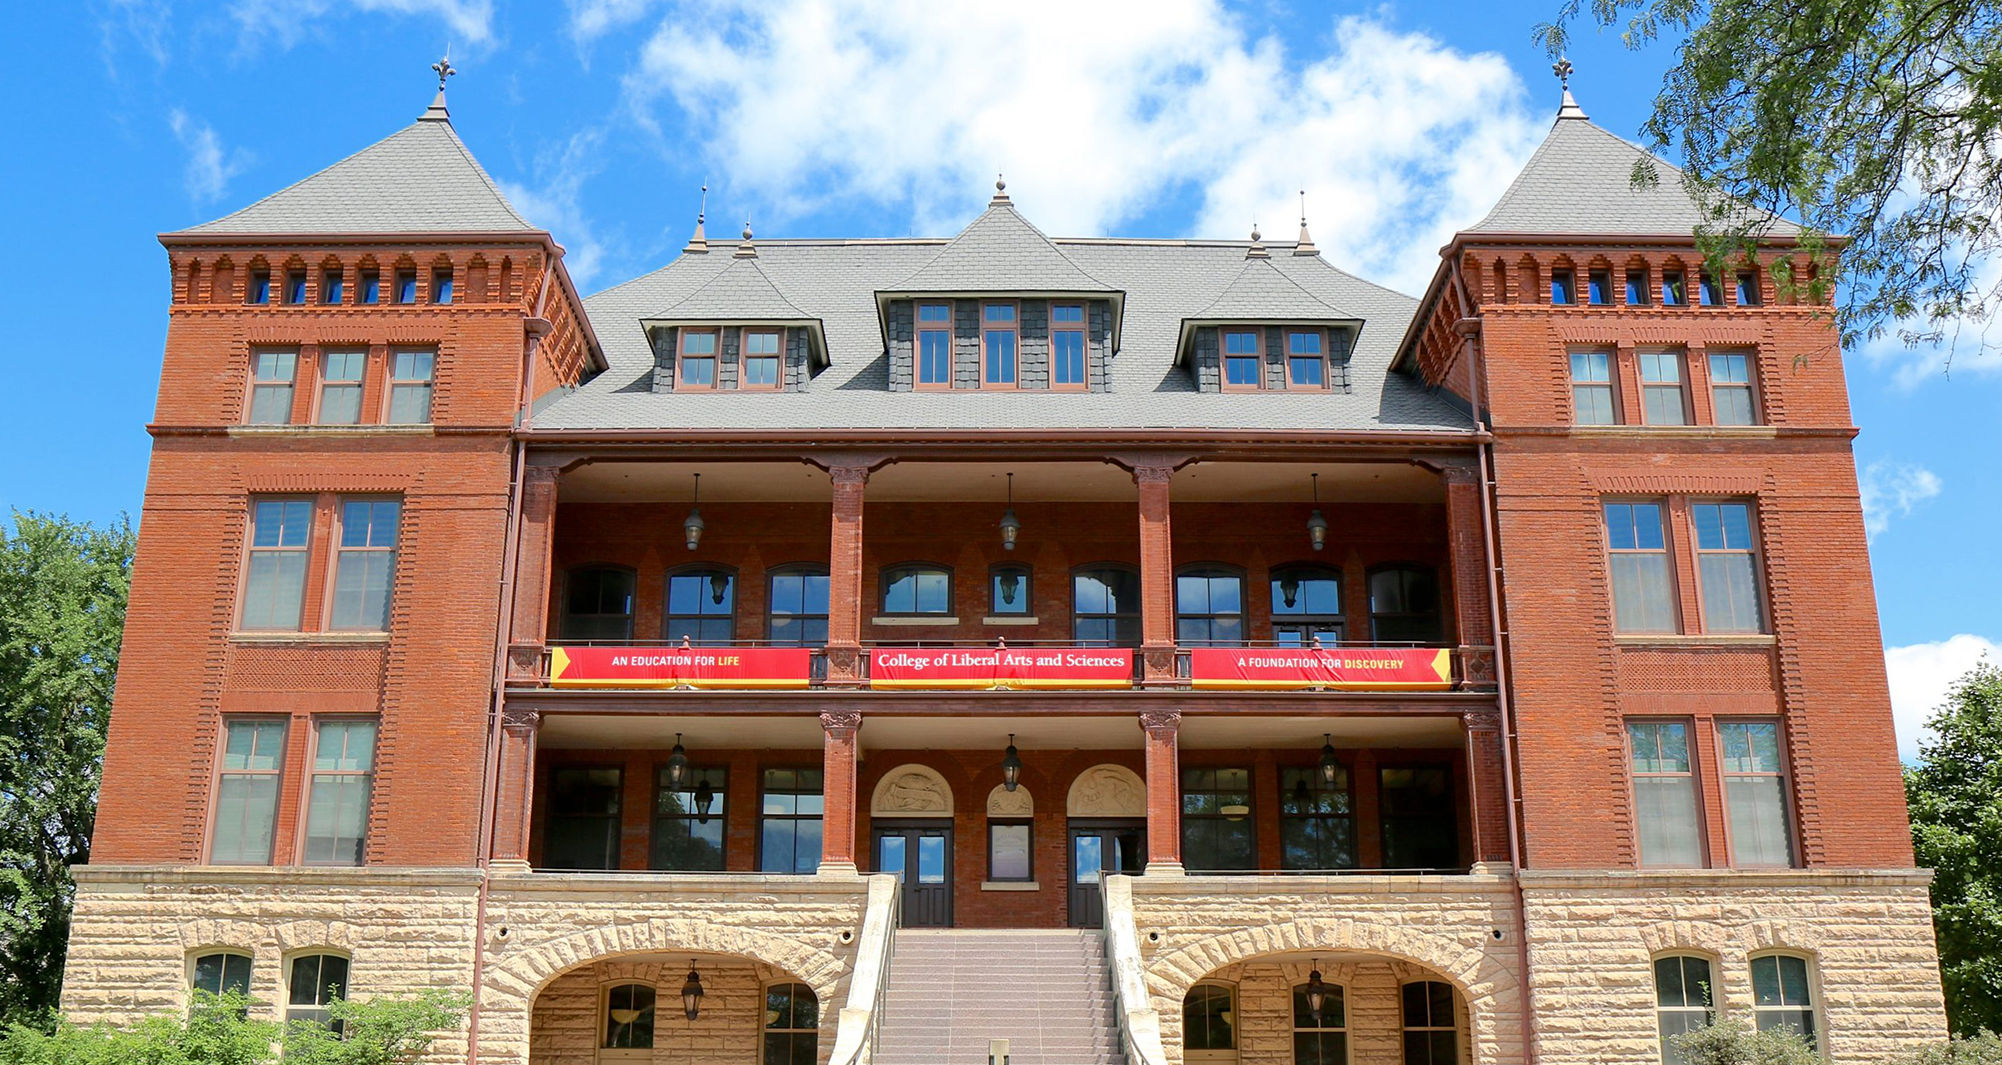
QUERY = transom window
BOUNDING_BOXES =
[983,303,1018,386]
[1628,721,1701,867]
[744,329,783,389]
[303,719,376,865]
[1176,566,1243,646]
[1293,980,1348,1065]
[1073,565,1140,646]
[387,350,435,424]
[768,566,830,645]
[760,768,824,874]
[653,765,727,870]
[990,564,1031,616]
[1052,303,1087,388]
[212,718,286,864]
[249,350,297,425]
[881,563,952,615]
[1368,565,1441,644]
[1281,764,1354,871]
[1271,565,1343,646]
[1750,954,1816,1047]
[561,565,636,642]
[1639,351,1688,425]
[1181,767,1254,871]
[917,303,952,388]
[1719,721,1794,866]
[329,500,399,631]
[665,567,736,645]
[1183,983,1238,1058]
[1400,981,1458,1065]
[192,952,252,998]
[764,983,820,1065]
[1709,352,1757,425]
[1287,330,1326,388]
[1692,502,1762,633]
[1222,329,1262,389]
[318,350,366,425]
[544,766,622,870]
[603,983,656,1050]
[1604,503,1676,633]
[286,953,349,1030]
[679,329,719,389]
[1570,351,1617,425]
[242,499,312,631]
[1654,955,1715,1065]
[1380,766,1457,870]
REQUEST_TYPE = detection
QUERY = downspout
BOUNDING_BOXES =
[466,256,558,1065]
[1450,254,1538,1063]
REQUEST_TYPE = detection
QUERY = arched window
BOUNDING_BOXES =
[285,953,349,1030]
[1073,565,1140,646]
[1368,564,1440,644]
[665,566,736,644]
[1750,954,1817,1048]
[1176,565,1244,646]
[767,565,830,646]
[881,562,953,616]
[763,982,819,1065]
[1270,565,1343,646]
[1182,982,1238,1064]
[560,565,635,642]
[1654,955,1715,1064]
[989,564,1032,616]
[191,951,251,998]
[602,983,657,1053]
[1292,979,1348,1065]
[1400,981,1457,1065]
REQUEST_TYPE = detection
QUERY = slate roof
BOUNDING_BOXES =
[171,96,538,236]
[1188,256,1359,322]
[649,254,815,322]
[882,193,1119,294]
[1469,97,1803,238]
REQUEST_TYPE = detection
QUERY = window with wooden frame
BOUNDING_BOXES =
[385,349,435,424]
[1625,269,1650,305]
[1400,981,1458,1065]
[741,328,783,390]
[763,983,820,1065]
[431,268,453,305]
[652,764,726,871]
[1662,270,1688,306]
[1627,720,1702,867]
[544,766,623,870]
[1604,502,1678,633]
[1221,328,1262,389]
[248,349,298,425]
[678,329,719,389]
[1286,329,1328,389]
[1654,955,1716,1064]
[1570,350,1618,425]
[248,268,272,305]
[191,952,253,998]
[1051,303,1088,389]
[241,499,313,631]
[767,566,830,646]
[211,718,287,864]
[1698,272,1724,307]
[1734,271,1762,306]
[359,269,381,305]
[1367,564,1441,644]
[1073,564,1141,646]
[1708,351,1758,426]
[602,983,657,1053]
[982,302,1018,387]
[559,565,636,642]
[916,303,953,389]
[1749,954,1817,1046]
[1293,979,1349,1065]
[286,953,349,1031]
[881,562,952,616]
[1691,502,1764,633]
[1717,720,1795,866]
[1183,982,1239,1062]
[664,566,736,645]
[1280,764,1354,871]
[1550,268,1577,305]
[1379,766,1457,870]
[316,350,367,425]
[302,718,377,865]
[1271,565,1343,646]
[320,267,344,305]
[759,768,824,873]
[1175,565,1244,646]
[987,819,1032,881]
[1587,268,1612,305]
[989,564,1031,616]
[1180,767,1255,871]
[394,270,418,305]
[284,270,308,305]
[328,499,400,631]
[1637,350,1689,425]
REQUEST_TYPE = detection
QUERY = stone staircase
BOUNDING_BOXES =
[875,929,1127,1065]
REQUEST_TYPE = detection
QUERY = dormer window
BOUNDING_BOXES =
[679,330,718,389]
[742,329,782,389]
[982,302,1017,387]
[1051,303,1087,390]
[1286,330,1327,389]
[1222,329,1262,390]
[916,303,952,389]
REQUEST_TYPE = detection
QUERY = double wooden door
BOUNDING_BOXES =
[1068,819,1145,928]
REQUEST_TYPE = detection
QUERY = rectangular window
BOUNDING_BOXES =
[1222,329,1262,389]
[1604,502,1677,632]
[1735,272,1762,306]
[1181,767,1255,871]
[321,268,344,305]
[1569,351,1617,425]
[1287,330,1326,388]
[882,565,951,615]
[1628,721,1702,866]
[1587,269,1611,305]
[544,767,622,870]
[990,566,1031,615]
[988,821,1032,881]
[248,269,271,305]
[1719,721,1794,866]
[1662,270,1688,306]
[760,768,824,874]
[1638,350,1688,425]
[915,303,952,388]
[329,500,399,631]
[248,350,298,425]
[1699,272,1723,307]
[285,271,308,305]
[1550,269,1576,305]
[1693,502,1763,633]
[1051,303,1087,389]
[1379,766,1458,870]
[678,330,718,389]
[1750,955,1816,1047]
[1709,352,1757,425]
[287,955,349,1030]
[983,303,1017,386]
[360,270,381,305]
[386,350,435,424]
[318,350,366,424]
[394,270,418,305]
[303,719,376,865]
[241,499,312,630]
[1625,270,1649,305]
[211,719,286,863]
[432,269,453,304]
[652,766,726,871]
[742,329,782,390]
[1280,765,1355,871]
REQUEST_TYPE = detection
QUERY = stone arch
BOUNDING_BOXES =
[270,919,365,956]
[177,919,263,955]
[872,764,953,816]
[1068,764,1145,817]
[492,917,848,1008]
[1637,920,1733,959]
[1738,919,1826,956]
[987,783,1033,817]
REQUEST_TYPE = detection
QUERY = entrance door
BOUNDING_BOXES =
[1068,819,1146,928]
[874,822,953,927]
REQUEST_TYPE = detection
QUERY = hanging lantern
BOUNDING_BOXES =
[1305,962,1328,1016]
[683,473,705,551]
[694,778,716,825]
[1280,575,1301,609]
[1291,776,1312,809]
[999,472,1022,551]
[665,733,690,790]
[681,962,705,1020]
[997,569,1023,608]
[1318,734,1340,786]
[1306,472,1328,551]
[1001,734,1023,792]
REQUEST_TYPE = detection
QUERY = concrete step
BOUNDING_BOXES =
[876,928,1125,1065]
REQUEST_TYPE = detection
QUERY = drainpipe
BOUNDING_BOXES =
[466,255,558,1065]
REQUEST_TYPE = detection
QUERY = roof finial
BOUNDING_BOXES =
[1246,220,1269,259]
[421,48,456,121]
[683,182,710,254]
[991,173,1011,206]
[434,48,457,91]
[1294,189,1319,256]
[735,219,757,258]
[1554,57,1588,119]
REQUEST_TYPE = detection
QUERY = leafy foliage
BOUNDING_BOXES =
[0,990,470,1065]
[1668,1020,1820,1065]
[0,512,134,1026]
[1907,660,2002,1036]
[283,989,472,1065]
[1893,1031,2002,1064]
[1538,1,2002,365]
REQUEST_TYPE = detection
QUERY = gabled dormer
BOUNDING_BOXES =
[1178,234,1362,392]
[645,229,829,392]
[875,181,1124,392]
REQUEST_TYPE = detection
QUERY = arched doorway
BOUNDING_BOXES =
[1066,764,1146,927]
[871,764,955,926]
[1173,955,1473,1065]
[530,953,823,1065]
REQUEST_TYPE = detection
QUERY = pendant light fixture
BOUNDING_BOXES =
[681,961,705,1020]
[1305,959,1328,1016]
[1001,733,1023,791]
[683,473,705,551]
[694,777,716,825]
[1306,472,1328,551]
[665,733,690,790]
[1318,733,1340,786]
[998,472,1022,551]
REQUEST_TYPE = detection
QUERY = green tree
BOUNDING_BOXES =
[282,989,472,1065]
[1906,660,2002,1036]
[1895,1031,2002,1064]
[0,990,470,1065]
[1669,1020,1819,1065]
[1538,2,2002,365]
[0,512,134,1027]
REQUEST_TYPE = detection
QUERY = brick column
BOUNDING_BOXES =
[1464,709,1511,867]
[1685,340,1713,424]
[1133,464,1177,684]
[492,709,540,872]
[825,466,869,686]
[1441,461,1496,688]
[508,465,560,680]
[818,710,862,875]
[1140,708,1183,875]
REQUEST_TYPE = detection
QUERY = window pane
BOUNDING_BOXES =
[212,773,279,863]
[682,357,715,386]
[1610,555,1676,631]
[604,984,656,1048]
[1052,304,1085,323]
[332,550,393,630]
[918,303,951,322]
[194,953,253,997]
[1720,721,1783,773]
[1054,331,1086,385]
[989,823,1030,880]
[304,774,370,864]
[991,569,1029,614]
[745,331,781,355]
[918,331,951,384]
[1645,386,1687,425]
[1634,776,1702,866]
[984,304,1015,322]
[985,331,1016,383]
[1726,775,1793,865]
[1225,356,1260,386]
[1700,554,1763,632]
[1290,357,1324,387]
[746,356,781,386]
[682,332,717,355]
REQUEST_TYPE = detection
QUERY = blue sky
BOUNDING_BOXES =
[3,1,1996,752]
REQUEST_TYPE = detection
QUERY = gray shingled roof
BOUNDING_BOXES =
[649,254,814,321]
[1189,256,1359,322]
[171,98,537,236]
[882,194,1119,294]
[1469,106,1803,237]
[533,234,1473,434]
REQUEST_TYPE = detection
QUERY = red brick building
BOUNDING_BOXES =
[62,81,1944,1065]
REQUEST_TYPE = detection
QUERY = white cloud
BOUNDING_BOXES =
[620,0,1543,293]
[1885,634,1999,761]
[92,0,172,70]
[568,0,662,43]
[230,0,494,49]
[167,109,252,204]
[1857,252,2002,388]
[498,129,614,288]
[1857,459,1943,541]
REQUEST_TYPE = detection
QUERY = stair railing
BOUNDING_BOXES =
[1099,873,1169,1065]
[830,874,901,1065]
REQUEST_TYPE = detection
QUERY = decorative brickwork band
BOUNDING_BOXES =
[825,465,869,686]
[1132,464,1177,684]
[493,709,541,865]
[1139,708,1183,873]
[818,710,863,872]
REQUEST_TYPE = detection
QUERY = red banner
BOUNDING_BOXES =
[1188,647,1454,691]
[870,647,1134,690]
[549,646,814,689]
